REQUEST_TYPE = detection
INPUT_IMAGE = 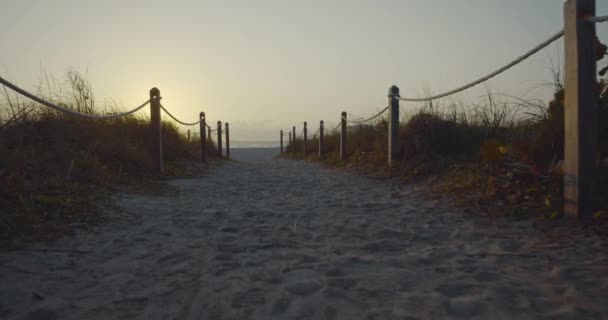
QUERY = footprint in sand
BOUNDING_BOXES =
[326,277,358,290]
[219,226,239,233]
[112,296,149,315]
[436,282,479,298]
[283,269,323,296]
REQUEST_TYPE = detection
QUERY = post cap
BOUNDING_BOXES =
[341,111,347,119]
[199,111,205,118]
[150,87,160,97]
[217,120,221,124]
[388,85,400,97]
[304,121,307,126]
[320,120,324,125]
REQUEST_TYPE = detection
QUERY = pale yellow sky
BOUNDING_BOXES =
[1,0,607,141]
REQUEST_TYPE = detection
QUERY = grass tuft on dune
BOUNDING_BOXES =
[0,71,218,244]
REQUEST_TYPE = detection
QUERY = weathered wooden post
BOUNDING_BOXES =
[187,129,191,142]
[319,120,324,158]
[149,87,163,173]
[217,121,223,158]
[388,85,400,166]
[200,112,207,163]
[303,121,308,155]
[225,122,230,158]
[563,0,598,219]
[340,112,347,161]
[280,130,284,153]
[288,131,292,152]
[292,126,296,155]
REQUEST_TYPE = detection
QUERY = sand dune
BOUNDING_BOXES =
[1,148,607,319]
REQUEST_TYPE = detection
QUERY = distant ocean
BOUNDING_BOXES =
[230,140,280,149]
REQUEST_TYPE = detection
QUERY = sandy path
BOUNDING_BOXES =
[1,148,607,319]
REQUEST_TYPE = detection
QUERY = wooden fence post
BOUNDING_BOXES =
[200,112,207,163]
[292,126,296,155]
[149,87,163,173]
[280,130,284,153]
[388,85,400,166]
[217,121,223,158]
[288,131,292,152]
[563,0,598,219]
[340,112,347,161]
[225,122,230,158]
[303,121,308,155]
[319,120,324,158]
[187,129,191,142]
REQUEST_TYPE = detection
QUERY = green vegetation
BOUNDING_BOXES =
[284,59,608,221]
[0,71,218,245]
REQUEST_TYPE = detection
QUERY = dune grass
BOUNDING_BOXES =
[0,72,218,244]
[283,83,608,220]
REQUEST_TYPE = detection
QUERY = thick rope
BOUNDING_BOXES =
[346,106,389,124]
[159,104,201,126]
[333,122,342,131]
[0,75,150,119]
[398,30,565,102]
[587,15,608,23]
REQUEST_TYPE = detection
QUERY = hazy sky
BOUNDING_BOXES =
[1,0,607,141]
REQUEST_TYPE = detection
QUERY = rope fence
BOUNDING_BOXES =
[160,104,201,126]
[346,106,389,124]
[587,15,608,23]
[0,77,232,172]
[0,76,151,119]
[280,0,607,219]
[398,30,565,102]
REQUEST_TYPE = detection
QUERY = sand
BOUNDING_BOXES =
[1,147,607,319]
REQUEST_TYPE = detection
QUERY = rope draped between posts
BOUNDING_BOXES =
[2,74,231,175]
[398,30,565,102]
[0,75,150,119]
[205,122,223,133]
[587,15,608,23]
[346,106,389,125]
[159,104,201,126]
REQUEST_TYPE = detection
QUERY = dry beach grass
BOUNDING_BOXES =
[0,72,218,245]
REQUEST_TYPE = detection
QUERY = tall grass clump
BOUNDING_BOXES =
[0,71,217,244]
[284,78,608,217]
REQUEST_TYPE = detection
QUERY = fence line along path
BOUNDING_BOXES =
[0,77,233,172]
[280,0,608,220]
